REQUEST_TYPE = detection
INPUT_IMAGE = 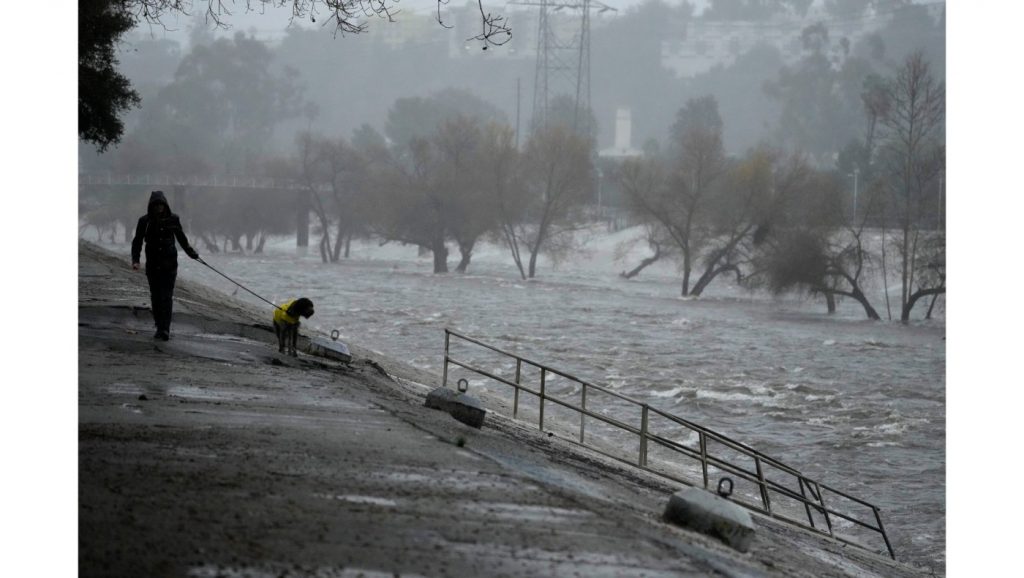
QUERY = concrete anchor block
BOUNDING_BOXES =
[309,336,352,363]
[425,387,486,429]
[663,488,756,553]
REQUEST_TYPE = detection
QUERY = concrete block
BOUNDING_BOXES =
[663,488,756,553]
[309,336,352,363]
[425,387,486,429]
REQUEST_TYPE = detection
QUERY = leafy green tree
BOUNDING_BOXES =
[124,32,306,175]
[746,168,883,319]
[765,23,880,164]
[80,0,140,151]
[79,0,510,151]
[372,135,453,273]
[384,89,507,152]
[679,44,785,153]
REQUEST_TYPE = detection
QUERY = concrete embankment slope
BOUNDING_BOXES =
[78,240,930,577]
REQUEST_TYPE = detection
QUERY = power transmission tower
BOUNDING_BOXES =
[510,0,615,134]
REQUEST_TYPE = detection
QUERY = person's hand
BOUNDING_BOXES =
[187,248,199,260]
[132,262,140,271]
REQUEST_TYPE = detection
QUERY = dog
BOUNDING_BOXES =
[273,298,315,357]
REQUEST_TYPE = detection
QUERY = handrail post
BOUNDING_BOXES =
[539,368,546,430]
[873,506,896,560]
[514,358,522,420]
[755,457,771,512]
[580,382,587,443]
[639,405,649,466]
[442,330,450,388]
[814,481,834,537]
[699,431,709,489]
[798,477,816,529]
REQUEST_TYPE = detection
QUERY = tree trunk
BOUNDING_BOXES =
[199,233,220,253]
[255,233,266,254]
[528,217,552,279]
[528,245,540,279]
[825,292,836,314]
[902,287,945,322]
[621,245,662,280]
[230,235,242,252]
[880,226,892,320]
[690,264,739,297]
[331,221,345,262]
[455,239,475,273]
[849,286,881,320]
[901,223,911,320]
[344,233,352,258]
[502,225,527,280]
[245,233,254,252]
[681,250,692,296]
[925,291,940,319]
[432,239,449,274]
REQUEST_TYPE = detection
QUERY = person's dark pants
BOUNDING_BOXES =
[146,265,178,334]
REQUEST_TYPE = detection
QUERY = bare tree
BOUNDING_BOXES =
[369,136,453,273]
[670,96,728,295]
[619,97,727,295]
[433,117,493,273]
[617,157,673,279]
[295,132,339,262]
[518,125,594,279]
[477,123,529,279]
[877,52,945,322]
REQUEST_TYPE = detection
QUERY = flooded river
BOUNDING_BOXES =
[108,229,945,571]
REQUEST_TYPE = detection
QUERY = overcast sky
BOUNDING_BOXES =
[130,0,703,44]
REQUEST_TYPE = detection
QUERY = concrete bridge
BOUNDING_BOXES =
[79,173,319,249]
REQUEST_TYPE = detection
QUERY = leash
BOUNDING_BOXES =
[195,257,287,313]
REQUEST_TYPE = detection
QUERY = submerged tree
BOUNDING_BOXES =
[517,125,594,279]
[433,117,495,273]
[477,123,529,279]
[747,170,883,320]
[621,96,727,295]
[876,52,945,322]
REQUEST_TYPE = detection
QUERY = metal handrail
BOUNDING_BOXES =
[442,328,896,560]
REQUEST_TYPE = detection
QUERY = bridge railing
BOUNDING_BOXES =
[441,328,896,560]
[78,173,334,191]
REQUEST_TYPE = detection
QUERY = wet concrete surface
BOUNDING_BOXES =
[78,241,930,577]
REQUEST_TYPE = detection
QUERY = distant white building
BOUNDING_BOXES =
[599,107,642,159]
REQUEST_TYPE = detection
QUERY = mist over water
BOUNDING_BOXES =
[109,228,944,570]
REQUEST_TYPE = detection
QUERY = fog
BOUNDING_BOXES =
[78,0,946,569]
[83,0,945,167]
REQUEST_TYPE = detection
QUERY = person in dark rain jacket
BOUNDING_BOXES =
[131,190,199,340]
